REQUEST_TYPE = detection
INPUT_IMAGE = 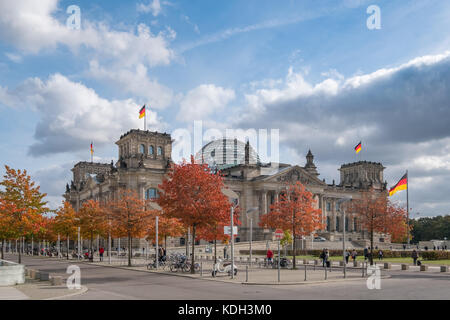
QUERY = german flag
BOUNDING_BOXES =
[90,142,94,155]
[389,173,408,197]
[139,105,146,119]
[355,141,362,154]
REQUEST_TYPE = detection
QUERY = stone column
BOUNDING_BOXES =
[262,191,268,215]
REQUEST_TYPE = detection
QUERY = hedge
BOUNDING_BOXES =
[239,249,449,260]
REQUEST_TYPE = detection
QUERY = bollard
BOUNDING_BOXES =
[401,264,409,270]
[50,276,63,286]
[40,272,50,281]
[420,265,428,272]
[353,260,359,267]
[383,262,391,270]
[339,261,344,267]
[304,265,307,281]
[325,265,327,280]
[200,262,203,277]
[246,265,248,282]
[440,266,448,273]
[361,262,365,277]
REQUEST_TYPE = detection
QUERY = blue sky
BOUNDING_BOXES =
[1,0,450,217]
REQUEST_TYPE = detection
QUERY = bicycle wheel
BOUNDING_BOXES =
[170,264,178,272]
[182,264,191,273]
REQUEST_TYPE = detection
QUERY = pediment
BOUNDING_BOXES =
[264,166,326,186]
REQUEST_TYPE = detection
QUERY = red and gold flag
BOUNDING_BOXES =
[355,141,362,154]
[389,173,408,196]
[139,105,146,119]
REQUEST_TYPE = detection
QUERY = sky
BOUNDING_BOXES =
[0,0,450,217]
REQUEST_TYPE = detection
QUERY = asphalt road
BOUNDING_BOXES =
[5,255,450,300]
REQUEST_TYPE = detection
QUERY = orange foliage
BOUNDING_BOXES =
[259,181,323,268]
[157,156,234,272]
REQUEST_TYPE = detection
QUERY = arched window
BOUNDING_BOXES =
[146,188,159,200]
[149,145,154,155]
[157,146,163,156]
[139,144,145,154]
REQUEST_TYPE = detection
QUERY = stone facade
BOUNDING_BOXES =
[65,129,391,247]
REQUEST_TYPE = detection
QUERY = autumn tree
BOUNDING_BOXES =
[77,200,106,257]
[384,200,409,243]
[157,156,233,274]
[0,197,16,260]
[108,189,153,267]
[0,165,48,263]
[146,213,184,251]
[196,207,240,265]
[346,189,394,265]
[53,201,78,259]
[259,181,323,269]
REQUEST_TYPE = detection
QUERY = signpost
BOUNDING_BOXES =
[275,229,283,282]
[224,226,238,236]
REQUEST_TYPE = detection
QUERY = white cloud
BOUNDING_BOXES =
[0,1,174,67]
[5,53,22,63]
[138,0,162,17]
[0,74,164,156]
[87,61,173,109]
[177,84,236,122]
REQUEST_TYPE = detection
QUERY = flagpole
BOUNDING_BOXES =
[144,106,147,131]
[406,170,410,245]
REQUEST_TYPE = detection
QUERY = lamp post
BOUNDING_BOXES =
[337,197,352,278]
[108,220,112,265]
[149,202,162,270]
[246,207,259,268]
[222,188,239,279]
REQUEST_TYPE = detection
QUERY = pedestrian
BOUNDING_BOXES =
[378,250,383,261]
[99,247,104,261]
[223,246,228,260]
[412,249,418,265]
[266,248,274,265]
[363,247,368,261]
[320,249,326,267]
[345,250,350,264]
[351,249,357,262]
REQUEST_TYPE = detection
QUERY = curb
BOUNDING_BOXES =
[44,285,89,300]
[88,262,393,286]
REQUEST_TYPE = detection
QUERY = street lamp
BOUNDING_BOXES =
[337,197,352,278]
[221,188,239,279]
[148,201,162,270]
[246,207,259,268]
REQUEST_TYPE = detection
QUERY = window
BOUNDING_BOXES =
[149,145,154,155]
[354,218,358,231]
[336,217,340,231]
[145,188,159,200]
[327,202,331,212]
[139,144,145,154]
[157,146,163,156]
[336,202,340,211]
[345,217,349,232]
[326,216,331,232]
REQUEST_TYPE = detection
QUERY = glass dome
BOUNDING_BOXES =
[195,138,260,169]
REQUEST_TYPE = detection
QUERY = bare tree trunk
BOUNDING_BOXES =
[214,239,217,265]
[191,225,196,274]
[1,239,4,260]
[67,236,70,260]
[128,234,132,267]
[18,238,22,264]
[292,231,297,269]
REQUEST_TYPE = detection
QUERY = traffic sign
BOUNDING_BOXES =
[224,226,238,236]
[275,229,283,240]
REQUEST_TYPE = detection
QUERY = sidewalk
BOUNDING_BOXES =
[0,279,87,300]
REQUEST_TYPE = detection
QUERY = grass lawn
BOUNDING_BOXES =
[283,255,450,265]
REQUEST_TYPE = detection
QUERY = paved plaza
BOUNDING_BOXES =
[1,254,449,300]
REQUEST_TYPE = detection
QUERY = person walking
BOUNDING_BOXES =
[345,250,350,264]
[99,247,104,262]
[351,249,357,262]
[223,246,228,260]
[378,250,383,261]
[363,247,368,261]
[320,249,327,267]
[412,250,419,266]
[266,248,274,266]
